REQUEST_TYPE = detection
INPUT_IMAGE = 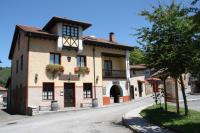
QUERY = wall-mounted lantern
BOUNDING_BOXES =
[68,72,72,80]
[67,56,71,62]
[96,75,99,84]
[34,73,38,84]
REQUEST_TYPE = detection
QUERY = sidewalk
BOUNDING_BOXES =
[122,105,176,133]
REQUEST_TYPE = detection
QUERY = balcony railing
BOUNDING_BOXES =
[103,69,126,79]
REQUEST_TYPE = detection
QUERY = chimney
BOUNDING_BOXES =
[109,32,115,42]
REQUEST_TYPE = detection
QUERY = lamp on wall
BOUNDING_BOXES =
[34,73,38,84]
[68,72,71,80]
[67,56,71,62]
[96,75,99,84]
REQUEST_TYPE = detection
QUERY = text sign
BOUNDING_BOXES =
[59,74,79,81]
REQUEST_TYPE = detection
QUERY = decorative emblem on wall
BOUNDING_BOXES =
[59,73,79,81]
[112,81,120,85]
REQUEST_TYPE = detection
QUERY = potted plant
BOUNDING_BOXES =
[74,67,90,75]
[46,64,64,77]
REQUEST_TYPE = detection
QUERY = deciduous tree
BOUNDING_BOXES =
[136,1,195,115]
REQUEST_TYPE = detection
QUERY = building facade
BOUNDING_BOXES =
[129,64,153,99]
[0,86,7,105]
[8,17,133,114]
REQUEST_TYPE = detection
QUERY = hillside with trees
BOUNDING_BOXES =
[0,67,11,88]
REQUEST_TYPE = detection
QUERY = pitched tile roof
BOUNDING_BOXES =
[9,25,58,59]
[9,17,134,59]
[0,86,6,91]
[17,25,58,38]
[130,64,147,70]
[43,16,92,31]
[82,36,134,50]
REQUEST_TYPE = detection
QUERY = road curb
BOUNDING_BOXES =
[122,115,140,133]
[121,104,176,133]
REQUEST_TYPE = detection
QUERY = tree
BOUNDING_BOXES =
[136,1,195,115]
[188,0,200,82]
[129,48,145,65]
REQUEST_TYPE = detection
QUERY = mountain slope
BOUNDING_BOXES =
[0,67,11,88]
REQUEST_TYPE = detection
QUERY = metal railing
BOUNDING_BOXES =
[102,69,126,79]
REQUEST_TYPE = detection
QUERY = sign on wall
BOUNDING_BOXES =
[59,74,79,81]
[144,69,151,78]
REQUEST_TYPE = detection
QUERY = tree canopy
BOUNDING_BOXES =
[129,48,145,65]
[136,1,197,115]
[187,0,200,80]
[137,1,195,78]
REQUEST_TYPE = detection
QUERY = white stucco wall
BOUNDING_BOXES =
[102,80,128,97]
[130,70,147,99]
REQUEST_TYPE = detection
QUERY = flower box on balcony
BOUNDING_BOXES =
[46,64,64,76]
[74,67,90,75]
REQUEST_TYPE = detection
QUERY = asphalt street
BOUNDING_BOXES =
[0,97,154,133]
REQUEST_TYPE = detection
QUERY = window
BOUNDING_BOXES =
[104,60,112,70]
[77,55,86,67]
[20,55,23,71]
[16,60,19,73]
[50,53,61,64]
[62,25,79,37]
[104,60,112,76]
[42,83,54,100]
[83,83,92,98]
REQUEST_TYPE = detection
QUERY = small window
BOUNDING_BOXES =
[42,83,54,100]
[102,87,106,95]
[50,53,61,64]
[62,25,79,37]
[83,83,92,98]
[77,55,86,67]
[20,55,23,71]
[16,60,19,73]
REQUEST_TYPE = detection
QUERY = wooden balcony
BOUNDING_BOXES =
[102,69,126,79]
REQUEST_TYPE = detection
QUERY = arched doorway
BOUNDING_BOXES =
[110,85,123,103]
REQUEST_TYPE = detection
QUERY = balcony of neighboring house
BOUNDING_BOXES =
[102,53,127,79]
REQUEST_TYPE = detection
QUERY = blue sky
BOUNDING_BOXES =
[0,0,191,67]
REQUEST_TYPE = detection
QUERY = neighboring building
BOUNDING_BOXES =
[129,64,153,99]
[8,16,133,114]
[0,86,7,104]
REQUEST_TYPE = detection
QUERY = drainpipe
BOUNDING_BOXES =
[93,47,96,99]
[92,47,98,107]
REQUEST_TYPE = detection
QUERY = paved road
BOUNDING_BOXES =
[0,97,153,133]
[179,99,200,111]
[179,90,200,111]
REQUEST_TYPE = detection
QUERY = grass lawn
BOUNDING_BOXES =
[140,104,200,133]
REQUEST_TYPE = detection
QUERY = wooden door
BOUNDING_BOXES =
[64,83,75,107]
[138,81,143,97]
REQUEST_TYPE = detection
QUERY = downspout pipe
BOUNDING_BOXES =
[92,47,98,107]
[93,47,96,99]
